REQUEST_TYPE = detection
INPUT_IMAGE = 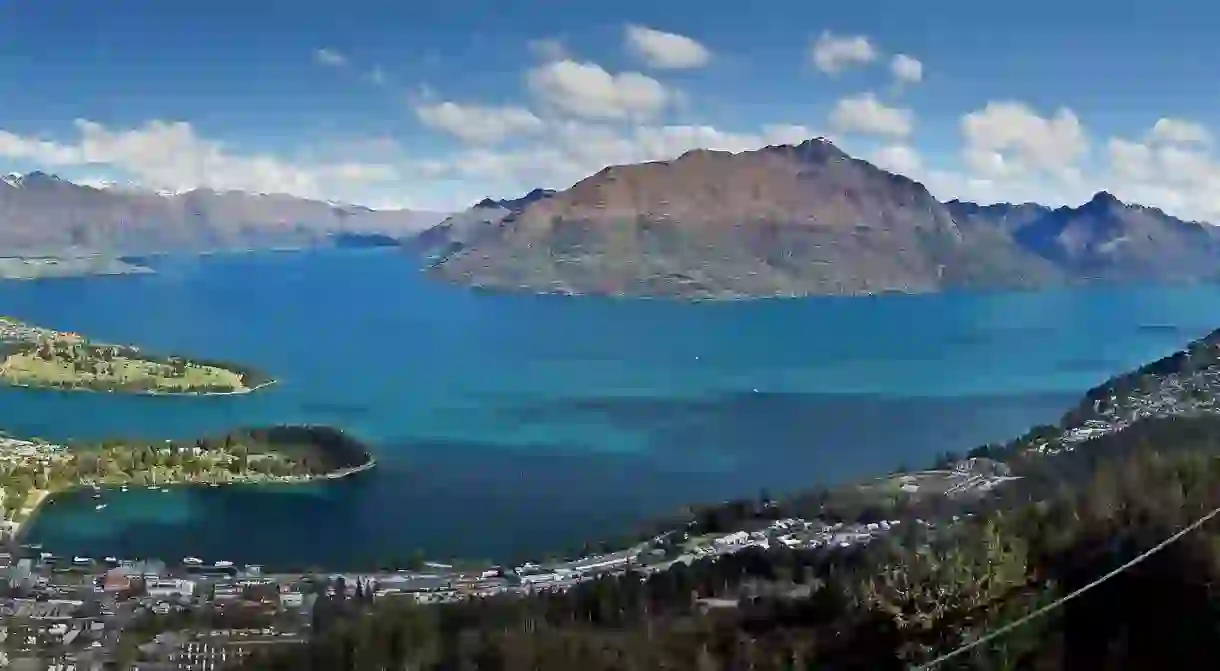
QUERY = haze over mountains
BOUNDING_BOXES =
[421,138,1220,298]
[0,172,446,254]
[6,138,1220,298]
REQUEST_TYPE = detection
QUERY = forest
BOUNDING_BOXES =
[232,411,1220,670]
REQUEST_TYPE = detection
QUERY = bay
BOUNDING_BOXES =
[2,248,1214,568]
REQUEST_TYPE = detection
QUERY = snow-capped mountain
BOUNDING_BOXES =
[0,171,448,253]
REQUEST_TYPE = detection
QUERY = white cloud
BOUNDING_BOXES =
[811,31,878,74]
[829,93,913,138]
[0,120,397,202]
[0,130,84,166]
[960,101,1087,179]
[1107,138,1155,182]
[624,25,711,70]
[424,120,824,199]
[890,54,923,85]
[527,59,671,120]
[412,101,543,145]
[314,48,348,67]
[1148,117,1212,147]
[871,145,922,175]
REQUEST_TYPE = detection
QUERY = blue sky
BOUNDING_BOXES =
[2,0,1219,217]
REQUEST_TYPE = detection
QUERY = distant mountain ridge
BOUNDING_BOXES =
[0,172,447,254]
[413,188,557,263]
[417,138,1220,299]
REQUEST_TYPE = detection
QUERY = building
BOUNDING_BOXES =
[714,531,749,547]
[103,568,131,593]
[8,559,33,589]
[147,579,195,599]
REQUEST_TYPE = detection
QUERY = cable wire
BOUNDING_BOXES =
[914,502,1220,670]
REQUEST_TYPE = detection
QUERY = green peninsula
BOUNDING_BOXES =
[0,425,376,538]
[0,316,271,395]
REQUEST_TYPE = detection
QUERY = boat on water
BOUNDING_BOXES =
[214,560,234,569]
[146,486,157,490]
[160,488,169,493]
[183,557,203,566]
[104,556,118,563]
[95,504,107,511]
[119,487,128,493]
[91,493,101,500]
[72,556,92,564]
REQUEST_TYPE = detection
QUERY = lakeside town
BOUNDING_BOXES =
[0,439,1010,670]
[3,324,1220,667]
[1030,338,1220,455]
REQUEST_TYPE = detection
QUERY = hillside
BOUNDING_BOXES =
[423,138,1220,298]
[0,172,446,253]
[413,188,556,263]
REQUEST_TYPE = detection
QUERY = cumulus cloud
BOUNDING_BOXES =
[412,101,543,145]
[624,25,711,70]
[811,31,877,74]
[960,101,1087,180]
[1148,117,1212,147]
[890,54,923,85]
[871,145,922,175]
[829,93,913,138]
[1098,124,1220,220]
[0,120,396,201]
[527,59,671,120]
[313,48,348,67]
[1108,138,1156,182]
[423,120,822,198]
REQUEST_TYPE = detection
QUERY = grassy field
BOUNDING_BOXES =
[0,350,247,393]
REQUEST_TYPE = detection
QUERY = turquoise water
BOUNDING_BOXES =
[3,248,1217,568]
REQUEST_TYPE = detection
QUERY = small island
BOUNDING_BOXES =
[0,424,376,539]
[0,317,272,395]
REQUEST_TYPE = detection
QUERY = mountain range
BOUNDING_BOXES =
[419,138,1220,298]
[0,172,446,254]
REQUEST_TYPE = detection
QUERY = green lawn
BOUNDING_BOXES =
[0,350,247,393]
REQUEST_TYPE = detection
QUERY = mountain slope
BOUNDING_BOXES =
[422,139,1220,298]
[0,173,447,253]
[413,188,556,263]
[427,139,1052,298]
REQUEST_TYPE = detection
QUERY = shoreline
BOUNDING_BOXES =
[9,489,50,540]
[0,378,278,397]
[12,449,375,543]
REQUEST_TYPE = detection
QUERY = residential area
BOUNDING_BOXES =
[1034,364,1220,455]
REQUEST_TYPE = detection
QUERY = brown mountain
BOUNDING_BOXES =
[427,139,1061,298]
[0,172,446,253]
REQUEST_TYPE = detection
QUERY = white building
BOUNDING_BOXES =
[146,578,195,599]
[715,531,749,547]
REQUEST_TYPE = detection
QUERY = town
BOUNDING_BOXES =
[6,334,1220,669]
[0,506,935,671]
[1032,344,1220,455]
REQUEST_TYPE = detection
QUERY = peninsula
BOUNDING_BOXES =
[0,424,376,539]
[0,316,272,395]
[0,254,154,281]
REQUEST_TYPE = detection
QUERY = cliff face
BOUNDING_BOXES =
[0,173,446,253]
[423,139,1220,298]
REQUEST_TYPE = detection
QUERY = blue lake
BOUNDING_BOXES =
[2,248,1216,568]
